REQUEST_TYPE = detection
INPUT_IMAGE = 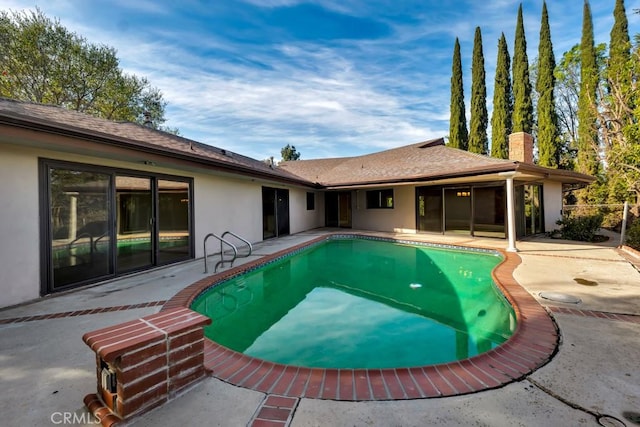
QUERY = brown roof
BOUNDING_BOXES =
[0,97,313,186]
[279,138,594,187]
[0,98,593,188]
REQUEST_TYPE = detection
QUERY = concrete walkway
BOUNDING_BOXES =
[0,229,638,427]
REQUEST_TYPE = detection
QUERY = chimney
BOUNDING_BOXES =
[508,132,533,163]
[143,111,153,127]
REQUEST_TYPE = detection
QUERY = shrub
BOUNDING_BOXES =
[625,220,640,250]
[556,214,603,242]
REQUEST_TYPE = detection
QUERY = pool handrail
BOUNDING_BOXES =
[203,233,237,274]
[220,231,253,259]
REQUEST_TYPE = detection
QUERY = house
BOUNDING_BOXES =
[0,98,593,308]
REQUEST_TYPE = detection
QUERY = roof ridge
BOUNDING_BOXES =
[441,144,516,164]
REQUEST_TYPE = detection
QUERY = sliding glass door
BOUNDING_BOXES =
[324,191,352,228]
[41,160,193,294]
[262,187,290,240]
[444,188,471,234]
[473,186,506,238]
[416,184,507,238]
[516,184,544,237]
[416,187,443,232]
[116,176,153,273]
[48,168,113,290]
[158,179,191,264]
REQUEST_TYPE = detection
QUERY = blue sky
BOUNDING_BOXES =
[2,0,635,160]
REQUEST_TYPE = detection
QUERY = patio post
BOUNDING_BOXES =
[499,171,518,252]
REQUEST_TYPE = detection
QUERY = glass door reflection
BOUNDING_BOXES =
[158,179,190,264]
[49,168,112,290]
[116,176,153,273]
[444,188,471,234]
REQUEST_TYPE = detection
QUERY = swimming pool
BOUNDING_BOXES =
[192,237,515,369]
[165,232,558,400]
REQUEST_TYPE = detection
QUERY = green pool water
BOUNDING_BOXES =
[192,238,516,369]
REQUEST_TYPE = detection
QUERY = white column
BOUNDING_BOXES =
[499,172,518,252]
[67,192,79,241]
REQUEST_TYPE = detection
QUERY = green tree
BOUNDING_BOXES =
[0,8,173,131]
[536,2,559,167]
[554,45,581,167]
[577,1,600,178]
[602,0,631,150]
[449,38,468,150]
[469,27,488,154]
[608,0,631,92]
[512,4,533,133]
[281,144,301,161]
[599,0,639,208]
[491,33,512,159]
[554,43,606,170]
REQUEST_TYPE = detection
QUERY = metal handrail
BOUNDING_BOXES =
[220,231,253,258]
[67,233,94,251]
[203,233,237,274]
[93,232,109,250]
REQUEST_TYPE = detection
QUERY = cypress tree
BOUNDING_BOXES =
[605,0,634,204]
[577,1,600,177]
[606,0,632,134]
[536,1,559,167]
[491,33,512,159]
[512,4,533,133]
[449,38,468,150]
[469,27,488,154]
[608,0,630,88]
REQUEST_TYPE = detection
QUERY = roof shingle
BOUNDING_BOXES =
[0,97,310,185]
[279,139,519,186]
[0,98,593,188]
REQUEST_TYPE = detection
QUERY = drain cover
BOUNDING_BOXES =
[539,292,582,304]
[597,415,626,427]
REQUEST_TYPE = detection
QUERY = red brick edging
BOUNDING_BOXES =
[548,306,640,323]
[249,395,299,427]
[162,234,560,401]
[0,301,167,325]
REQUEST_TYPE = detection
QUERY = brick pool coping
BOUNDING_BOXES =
[162,233,560,401]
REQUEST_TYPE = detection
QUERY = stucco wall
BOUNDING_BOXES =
[0,144,41,307]
[289,188,324,235]
[352,186,417,233]
[543,181,563,232]
[193,174,263,256]
[0,142,323,308]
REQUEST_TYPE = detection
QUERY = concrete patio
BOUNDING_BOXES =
[1,229,638,427]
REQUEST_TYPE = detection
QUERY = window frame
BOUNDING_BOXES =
[39,158,194,295]
[366,189,394,209]
[306,192,315,210]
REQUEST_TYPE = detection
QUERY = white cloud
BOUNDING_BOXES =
[2,0,618,161]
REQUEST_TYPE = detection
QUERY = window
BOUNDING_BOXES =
[366,189,394,209]
[306,192,315,210]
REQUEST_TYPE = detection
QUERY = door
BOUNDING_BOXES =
[42,160,193,294]
[473,186,506,238]
[416,187,443,232]
[157,179,191,264]
[325,192,351,228]
[338,192,352,227]
[262,187,290,239]
[276,190,290,236]
[116,176,153,273]
[47,168,113,290]
[325,192,339,227]
[444,187,471,233]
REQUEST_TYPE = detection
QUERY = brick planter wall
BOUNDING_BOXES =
[82,308,211,426]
